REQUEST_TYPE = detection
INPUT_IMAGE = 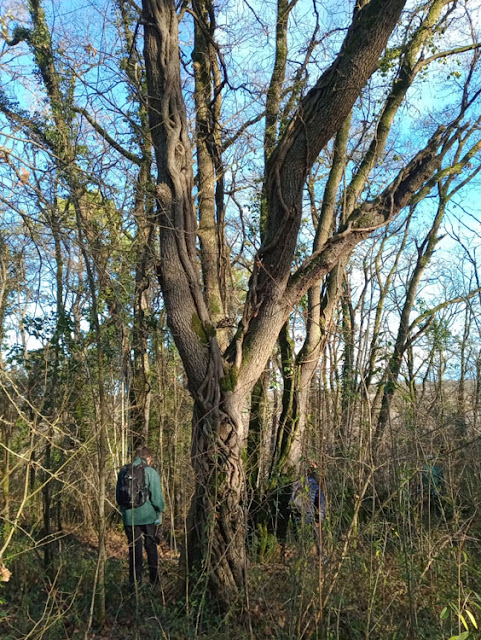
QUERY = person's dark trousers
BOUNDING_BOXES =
[124,523,159,586]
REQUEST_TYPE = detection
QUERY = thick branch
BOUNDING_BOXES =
[245,0,407,315]
[287,123,457,301]
[234,0,407,389]
[344,0,453,215]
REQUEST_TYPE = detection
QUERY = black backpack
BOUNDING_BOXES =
[117,463,148,509]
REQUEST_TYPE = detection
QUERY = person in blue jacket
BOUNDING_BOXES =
[116,446,165,587]
[420,457,444,516]
[290,467,325,554]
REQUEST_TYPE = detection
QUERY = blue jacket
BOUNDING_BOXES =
[307,475,326,522]
[291,475,326,524]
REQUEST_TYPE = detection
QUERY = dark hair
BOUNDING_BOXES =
[134,445,152,460]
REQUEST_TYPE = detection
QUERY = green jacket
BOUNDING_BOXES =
[116,457,165,527]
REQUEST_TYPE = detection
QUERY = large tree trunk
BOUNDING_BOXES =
[142,0,248,602]
[141,0,436,606]
[185,389,246,600]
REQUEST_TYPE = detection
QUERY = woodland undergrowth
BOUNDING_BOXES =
[2,505,481,640]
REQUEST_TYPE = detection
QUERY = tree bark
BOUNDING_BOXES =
[273,115,351,472]
[130,162,155,446]
[184,392,246,600]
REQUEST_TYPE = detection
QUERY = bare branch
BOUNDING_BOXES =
[72,106,143,165]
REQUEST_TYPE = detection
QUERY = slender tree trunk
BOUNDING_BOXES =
[340,280,356,445]
[474,350,481,430]
[73,196,108,626]
[0,237,11,371]
[363,215,412,393]
[272,115,351,473]
[43,209,64,572]
[115,0,156,447]
[248,365,270,492]
[130,163,155,446]
[1,426,10,523]
[456,304,470,439]
[0,239,12,522]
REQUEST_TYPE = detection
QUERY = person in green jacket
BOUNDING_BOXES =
[116,446,165,587]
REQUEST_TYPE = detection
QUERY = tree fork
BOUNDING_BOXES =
[142,0,408,606]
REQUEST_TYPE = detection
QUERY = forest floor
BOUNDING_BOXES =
[2,517,481,640]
